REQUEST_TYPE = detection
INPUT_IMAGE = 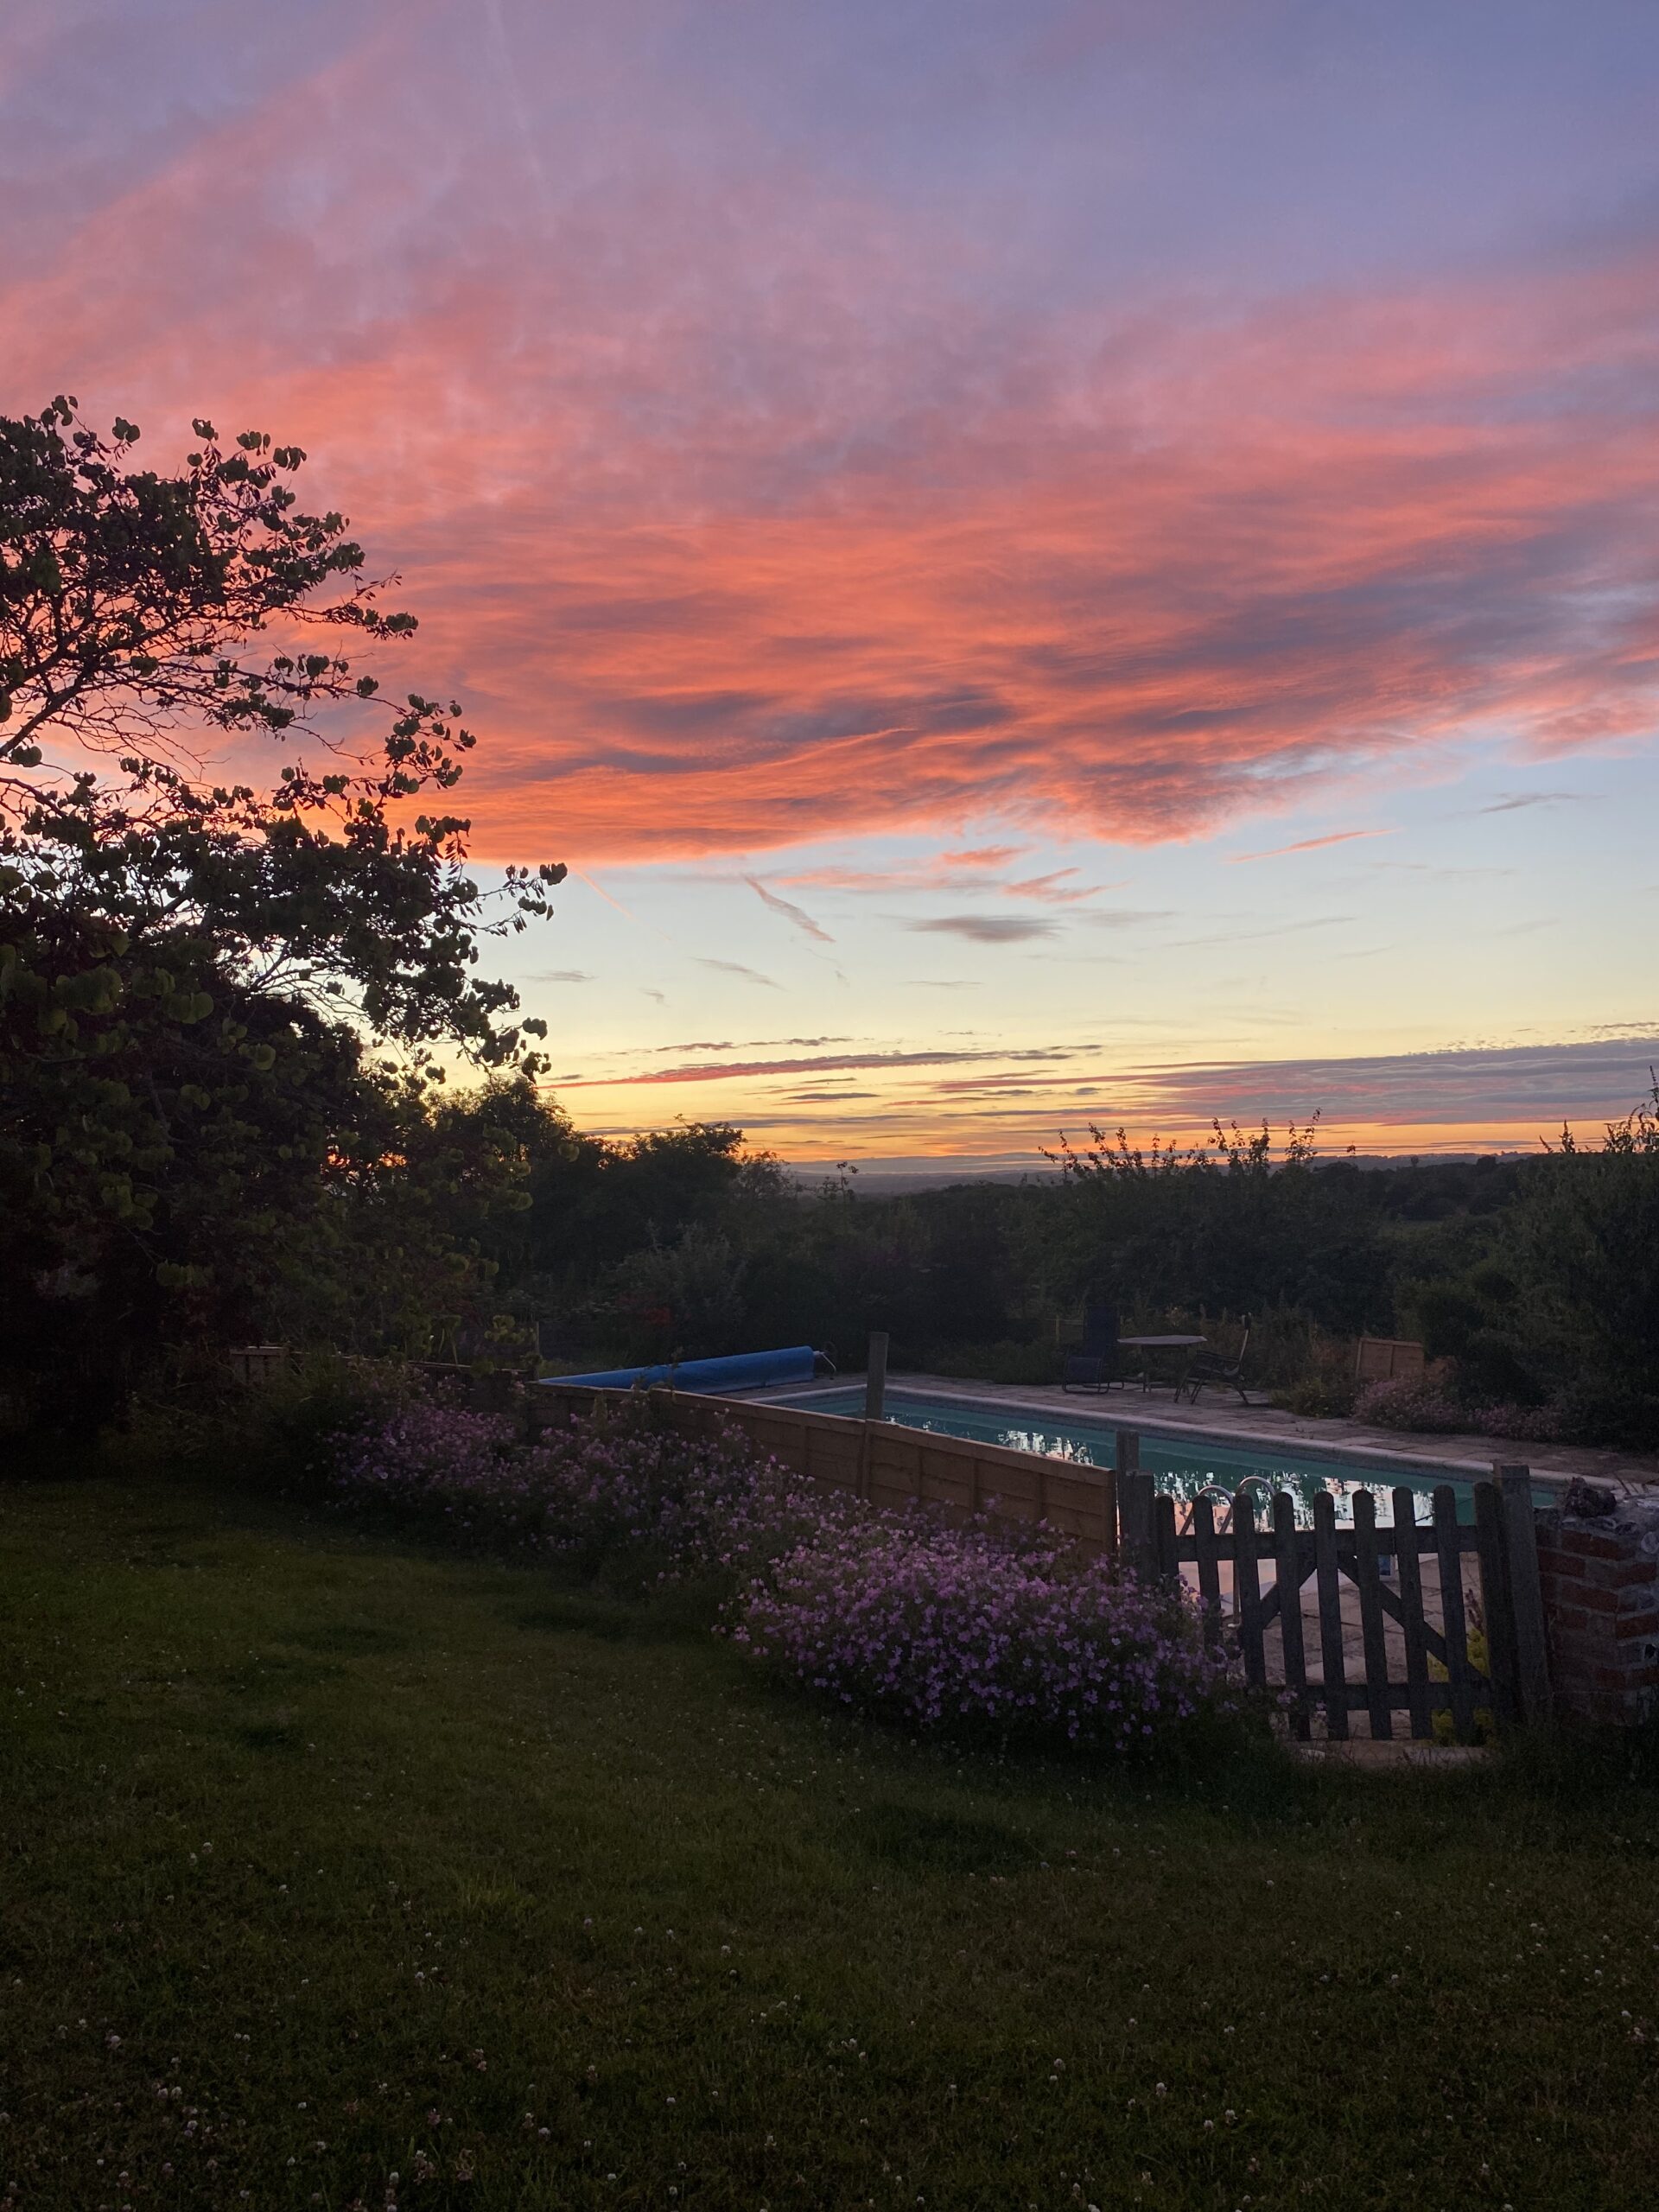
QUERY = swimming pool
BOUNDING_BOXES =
[766,1385,1545,1523]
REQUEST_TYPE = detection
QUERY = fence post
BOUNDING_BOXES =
[1116,1431,1154,1577]
[1496,1465,1552,1724]
[865,1332,888,1422]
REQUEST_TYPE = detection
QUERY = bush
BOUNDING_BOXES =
[324,1393,1247,1758]
[725,1522,1247,1760]
[1353,1375,1567,1444]
[1548,1382,1659,1450]
[1353,1376,1467,1432]
[918,1337,1062,1387]
[325,1393,845,1586]
[1467,1401,1565,1445]
[728,1518,1243,1756]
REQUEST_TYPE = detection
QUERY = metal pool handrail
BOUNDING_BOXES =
[1177,1484,1235,1538]
[1177,1474,1275,1539]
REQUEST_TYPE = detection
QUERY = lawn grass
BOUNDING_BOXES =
[4,1471,1659,2211]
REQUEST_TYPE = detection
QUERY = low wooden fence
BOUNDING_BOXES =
[531,1382,1118,1557]
[531,1384,1550,1739]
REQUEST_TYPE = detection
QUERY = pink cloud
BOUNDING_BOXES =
[4,16,1659,868]
[1227,829,1395,863]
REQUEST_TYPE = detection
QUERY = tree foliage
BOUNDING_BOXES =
[0,398,564,1427]
[1043,1116,1389,1332]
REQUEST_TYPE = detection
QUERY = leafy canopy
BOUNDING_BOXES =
[1,395,563,1064]
[0,398,565,1427]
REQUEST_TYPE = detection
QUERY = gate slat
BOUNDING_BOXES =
[1233,1487,1266,1687]
[1154,1493,1179,1580]
[1312,1491,1349,1740]
[1391,1486,1433,1739]
[1433,1485,1478,1744]
[1351,1491,1393,1739]
[1193,1497,1224,1649]
[1472,1480,1519,1727]
[1273,1491,1310,1741]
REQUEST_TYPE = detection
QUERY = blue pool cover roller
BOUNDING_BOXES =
[543,1344,820,1395]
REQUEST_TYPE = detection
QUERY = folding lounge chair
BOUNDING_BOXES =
[1061,1300,1122,1394]
[1176,1319,1253,1405]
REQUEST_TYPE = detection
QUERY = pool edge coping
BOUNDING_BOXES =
[757,1374,1580,1490]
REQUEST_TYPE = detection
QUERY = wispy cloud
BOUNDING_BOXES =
[559,1045,1075,1088]
[530,968,595,983]
[1003,869,1105,904]
[1475,791,1587,816]
[745,876,835,942]
[1163,912,1357,950]
[906,915,1059,944]
[783,856,1116,902]
[696,957,782,988]
[1228,830,1393,864]
[941,846,1027,869]
[655,1033,850,1052]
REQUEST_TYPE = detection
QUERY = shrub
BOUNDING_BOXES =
[1353,1376,1565,1443]
[325,1394,847,1585]
[1354,1376,1469,1433]
[326,1393,1247,1758]
[1466,1401,1564,1445]
[728,1520,1244,1756]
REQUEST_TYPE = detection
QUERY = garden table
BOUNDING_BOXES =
[1116,1332,1207,1394]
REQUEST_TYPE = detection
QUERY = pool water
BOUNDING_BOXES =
[771,1386,1543,1525]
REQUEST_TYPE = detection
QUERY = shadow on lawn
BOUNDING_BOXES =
[847,1799,1042,1874]
[512,1589,698,1645]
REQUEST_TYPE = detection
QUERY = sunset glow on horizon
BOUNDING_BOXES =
[8,0,1658,1163]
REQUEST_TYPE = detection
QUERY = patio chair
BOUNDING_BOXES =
[1176,1318,1253,1405]
[1061,1300,1122,1394]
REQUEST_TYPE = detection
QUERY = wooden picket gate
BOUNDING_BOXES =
[530,1385,1550,1742]
[1117,1446,1551,1741]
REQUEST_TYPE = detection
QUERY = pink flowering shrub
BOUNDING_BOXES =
[329,1394,1246,1755]
[727,1520,1242,1754]
[1467,1401,1565,1443]
[1355,1376,1563,1442]
[1353,1377,1467,1432]
[326,1398,849,1581]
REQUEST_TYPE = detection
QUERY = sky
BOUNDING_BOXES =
[5,0,1659,1165]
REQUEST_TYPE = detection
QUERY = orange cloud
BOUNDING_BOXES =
[552,1034,1659,1161]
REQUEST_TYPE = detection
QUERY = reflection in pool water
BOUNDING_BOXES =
[771,1389,1545,1525]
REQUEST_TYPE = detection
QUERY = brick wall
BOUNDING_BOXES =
[1535,1496,1659,1727]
